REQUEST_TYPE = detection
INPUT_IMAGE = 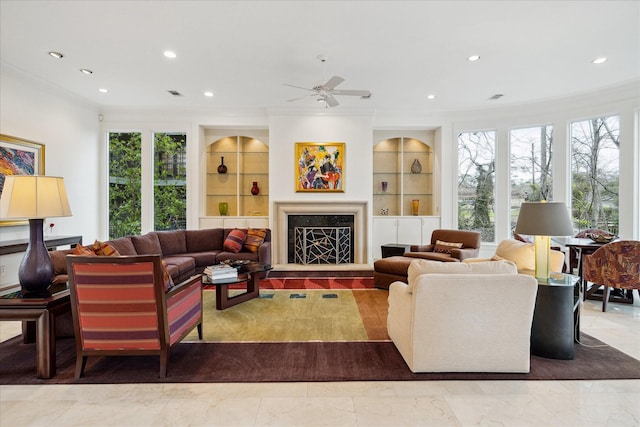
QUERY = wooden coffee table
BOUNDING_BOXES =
[0,285,71,378]
[203,262,271,310]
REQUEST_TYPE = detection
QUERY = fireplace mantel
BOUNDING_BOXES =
[273,201,368,265]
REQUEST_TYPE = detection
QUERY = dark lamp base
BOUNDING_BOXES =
[18,219,54,298]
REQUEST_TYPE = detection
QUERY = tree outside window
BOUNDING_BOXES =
[458,131,496,242]
[108,132,142,239]
[154,133,187,231]
[510,125,553,229]
[571,116,619,234]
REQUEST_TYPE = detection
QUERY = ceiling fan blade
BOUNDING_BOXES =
[332,89,371,97]
[323,76,344,90]
[325,94,340,107]
[287,93,314,102]
[283,83,314,92]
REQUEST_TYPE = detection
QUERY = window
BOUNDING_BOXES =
[154,132,187,231]
[570,115,619,234]
[458,131,496,242]
[108,132,142,239]
[510,125,553,229]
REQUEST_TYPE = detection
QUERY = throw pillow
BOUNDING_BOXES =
[243,228,267,253]
[91,240,121,256]
[224,229,247,253]
[433,240,464,254]
[161,259,175,291]
[72,244,95,256]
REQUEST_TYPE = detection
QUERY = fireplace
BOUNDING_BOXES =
[273,201,368,265]
[289,215,354,264]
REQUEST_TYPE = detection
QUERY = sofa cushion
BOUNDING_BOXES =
[185,229,224,253]
[131,233,163,255]
[156,230,187,256]
[224,229,247,253]
[91,240,121,256]
[407,259,517,293]
[433,240,464,254]
[243,228,267,253]
[73,244,96,256]
[182,251,218,268]
[107,237,137,255]
[161,259,175,291]
[494,239,538,271]
[162,255,196,276]
[51,248,74,275]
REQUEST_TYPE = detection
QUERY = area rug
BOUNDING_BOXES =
[185,289,389,342]
[1,333,639,384]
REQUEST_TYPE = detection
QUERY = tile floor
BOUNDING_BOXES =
[1,296,639,426]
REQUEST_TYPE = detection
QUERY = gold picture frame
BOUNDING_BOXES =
[295,142,345,192]
[0,134,45,226]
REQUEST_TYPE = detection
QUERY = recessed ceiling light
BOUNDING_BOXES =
[592,57,607,64]
[80,68,93,75]
[164,50,177,59]
[467,55,481,62]
[427,94,436,100]
[98,88,108,93]
[204,91,214,97]
[48,51,64,59]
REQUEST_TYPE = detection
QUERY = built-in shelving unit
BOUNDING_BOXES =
[373,137,433,216]
[206,135,269,217]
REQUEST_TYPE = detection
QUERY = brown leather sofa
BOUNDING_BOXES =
[373,229,481,289]
[50,228,271,286]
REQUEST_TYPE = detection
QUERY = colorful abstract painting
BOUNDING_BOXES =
[295,142,345,192]
[0,134,44,225]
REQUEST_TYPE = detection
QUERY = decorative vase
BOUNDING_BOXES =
[410,159,422,174]
[250,181,259,195]
[217,156,227,174]
[381,181,388,192]
[412,199,419,216]
[218,202,228,216]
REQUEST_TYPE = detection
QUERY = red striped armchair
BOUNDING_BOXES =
[66,255,203,378]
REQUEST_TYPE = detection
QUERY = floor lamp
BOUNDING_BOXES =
[0,175,72,297]
[514,201,574,280]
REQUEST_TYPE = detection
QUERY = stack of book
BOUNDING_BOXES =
[204,264,238,284]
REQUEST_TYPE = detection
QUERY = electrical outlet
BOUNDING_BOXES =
[0,265,5,277]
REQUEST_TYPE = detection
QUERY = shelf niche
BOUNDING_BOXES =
[373,136,433,216]
[206,135,269,217]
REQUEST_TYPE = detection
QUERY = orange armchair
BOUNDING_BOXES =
[582,240,640,312]
[66,255,203,378]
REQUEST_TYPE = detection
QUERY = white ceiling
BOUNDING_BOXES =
[1,1,638,114]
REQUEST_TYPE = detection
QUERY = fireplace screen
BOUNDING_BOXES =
[294,227,351,264]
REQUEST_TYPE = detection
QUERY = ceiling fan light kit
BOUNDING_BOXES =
[284,55,371,108]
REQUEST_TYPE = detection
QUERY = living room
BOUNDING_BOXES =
[1,1,639,425]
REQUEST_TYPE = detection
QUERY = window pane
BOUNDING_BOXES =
[108,132,142,239]
[510,125,553,230]
[154,132,187,231]
[458,131,496,242]
[570,116,619,234]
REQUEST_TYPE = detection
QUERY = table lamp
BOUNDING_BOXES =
[514,201,574,280]
[0,175,72,297]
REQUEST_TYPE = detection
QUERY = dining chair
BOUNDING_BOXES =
[582,240,640,312]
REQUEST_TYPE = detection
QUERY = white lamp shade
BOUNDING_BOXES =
[0,175,72,219]
[514,202,574,236]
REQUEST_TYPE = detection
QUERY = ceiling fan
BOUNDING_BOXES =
[284,55,371,108]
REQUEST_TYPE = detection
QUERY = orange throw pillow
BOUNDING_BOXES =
[91,240,121,256]
[243,228,267,253]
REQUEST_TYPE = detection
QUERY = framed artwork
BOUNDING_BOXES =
[295,142,345,192]
[0,134,45,226]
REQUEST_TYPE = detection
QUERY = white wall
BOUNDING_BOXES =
[0,65,101,284]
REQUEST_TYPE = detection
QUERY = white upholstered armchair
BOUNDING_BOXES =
[387,259,539,373]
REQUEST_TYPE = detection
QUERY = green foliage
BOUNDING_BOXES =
[109,132,141,238]
[108,132,187,239]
